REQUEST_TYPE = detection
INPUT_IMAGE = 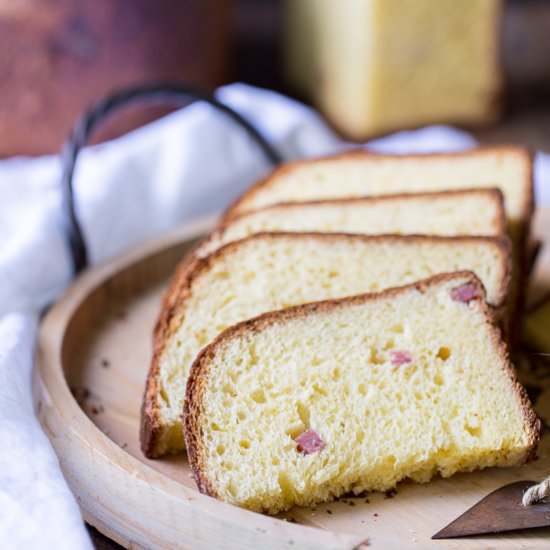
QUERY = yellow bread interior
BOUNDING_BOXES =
[185,273,538,514]
[147,234,510,456]
[284,0,502,139]
[228,149,532,223]
[201,190,505,257]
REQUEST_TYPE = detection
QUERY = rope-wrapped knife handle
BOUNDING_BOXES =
[523,477,550,506]
[60,83,283,275]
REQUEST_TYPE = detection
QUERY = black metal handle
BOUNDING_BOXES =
[60,83,283,275]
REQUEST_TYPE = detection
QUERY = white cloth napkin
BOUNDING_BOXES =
[0,83,547,549]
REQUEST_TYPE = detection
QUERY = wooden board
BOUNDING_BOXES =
[34,210,550,549]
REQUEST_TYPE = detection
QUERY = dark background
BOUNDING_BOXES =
[1,0,550,158]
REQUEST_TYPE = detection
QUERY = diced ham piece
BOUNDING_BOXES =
[295,429,326,455]
[389,349,412,365]
[451,283,481,304]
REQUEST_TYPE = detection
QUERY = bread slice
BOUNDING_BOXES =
[184,272,540,514]
[141,233,511,457]
[225,148,532,225]
[199,189,506,258]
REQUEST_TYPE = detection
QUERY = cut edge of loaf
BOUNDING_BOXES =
[141,232,512,457]
[183,271,541,506]
[203,188,507,257]
[224,146,533,223]
[225,187,507,231]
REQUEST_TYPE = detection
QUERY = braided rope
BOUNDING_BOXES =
[523,477,550,506]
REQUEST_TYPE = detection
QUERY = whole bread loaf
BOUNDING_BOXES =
[142,233,510,457]
[184,272,539,514]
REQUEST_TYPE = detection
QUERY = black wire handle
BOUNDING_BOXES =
[60,83,283,275]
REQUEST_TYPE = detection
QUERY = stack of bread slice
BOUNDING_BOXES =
[225,147,534,329]
[184,273,539,514]
[141,146,539,514]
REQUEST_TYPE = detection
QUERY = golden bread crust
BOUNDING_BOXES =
[213,188,507,246]
[224,146,533,220]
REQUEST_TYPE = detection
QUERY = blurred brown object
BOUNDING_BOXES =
[504,0,550,97]
[0,0,230,157]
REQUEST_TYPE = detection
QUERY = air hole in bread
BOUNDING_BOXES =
[286,422,306,440]
[219,295,236,308]
[370,348,385,365]
[465,424,482,438]
[223,383,236,396]
[437,347,451,361]
[383,339,395,351]
[402,365,418,381]
[278,471,295,500]
[226,482,237,498]
[296,402,311,430]
[195,329,208,346]
[313,383,327,396]
[250,388,267,404]
[239,440,250,449]
[159,385,170,406]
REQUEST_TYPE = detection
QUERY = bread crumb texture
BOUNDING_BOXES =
[203,190,504,257]
[155,235,508,455]
[191,276,536,514]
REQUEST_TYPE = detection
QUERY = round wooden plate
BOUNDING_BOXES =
[34,211,550,549]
